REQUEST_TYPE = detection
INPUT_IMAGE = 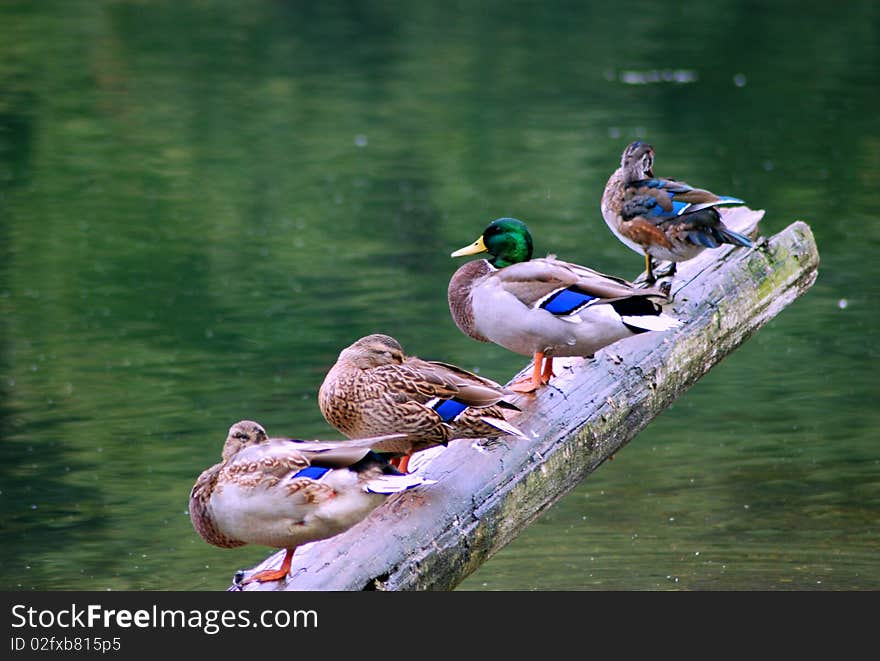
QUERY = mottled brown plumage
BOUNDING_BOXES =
[318,334,525,454]
[188,419,434,587]
[189,461,248,549]
[601,141,752,282]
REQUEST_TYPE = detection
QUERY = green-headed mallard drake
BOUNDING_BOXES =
[448,217,682,393]
[318,334,525,472]
[601,141,753,283]
[189,420,434,588]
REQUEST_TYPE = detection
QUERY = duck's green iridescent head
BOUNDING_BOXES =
[450,218,534,268]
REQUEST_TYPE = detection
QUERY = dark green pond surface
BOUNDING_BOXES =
[2,1,878,591]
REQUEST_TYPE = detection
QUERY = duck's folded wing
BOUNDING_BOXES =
[382,359,512,410]
[539,257,669,302]
[372,361,461,402]
[624,177,743,225]
[489,259,580,307]
[419,360,516,407]
[559,260,636,287]
[281,434,415,459]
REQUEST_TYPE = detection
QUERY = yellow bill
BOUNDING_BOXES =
[451,235,488,258]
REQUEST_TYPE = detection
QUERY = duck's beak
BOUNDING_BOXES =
[451,236,488,257]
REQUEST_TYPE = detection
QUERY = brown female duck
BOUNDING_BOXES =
[318,334,525,471]
[189,420,433,588]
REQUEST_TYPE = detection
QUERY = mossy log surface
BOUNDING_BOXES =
[236,209,818,591]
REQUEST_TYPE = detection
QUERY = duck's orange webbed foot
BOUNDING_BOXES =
[509,352,546,393]
[240,548,294,586]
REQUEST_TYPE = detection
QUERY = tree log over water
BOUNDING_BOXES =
[236,209,818,591]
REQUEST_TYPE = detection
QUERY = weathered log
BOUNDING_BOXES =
[236,209,818,591]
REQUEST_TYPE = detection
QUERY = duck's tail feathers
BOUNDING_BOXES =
[365,472,436,495]
[479,416,528,439]
[718,226,754,248]
[620,312,683,333]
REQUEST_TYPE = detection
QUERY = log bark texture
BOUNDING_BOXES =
[237,209,819,591]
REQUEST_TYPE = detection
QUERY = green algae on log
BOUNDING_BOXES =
[235,208,819,591]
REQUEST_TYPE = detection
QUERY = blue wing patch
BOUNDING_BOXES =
[292,465,331,481]
[644,196,690,218]
[432,398,469,422]
[671,199,691,216]
[540,288,595,315]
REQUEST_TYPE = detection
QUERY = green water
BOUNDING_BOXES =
[1,1,877,591]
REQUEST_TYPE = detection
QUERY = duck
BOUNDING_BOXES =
[318,333,525,472]
[448,217,682,393]
[189,420,434,588]
[601,141,753,283]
